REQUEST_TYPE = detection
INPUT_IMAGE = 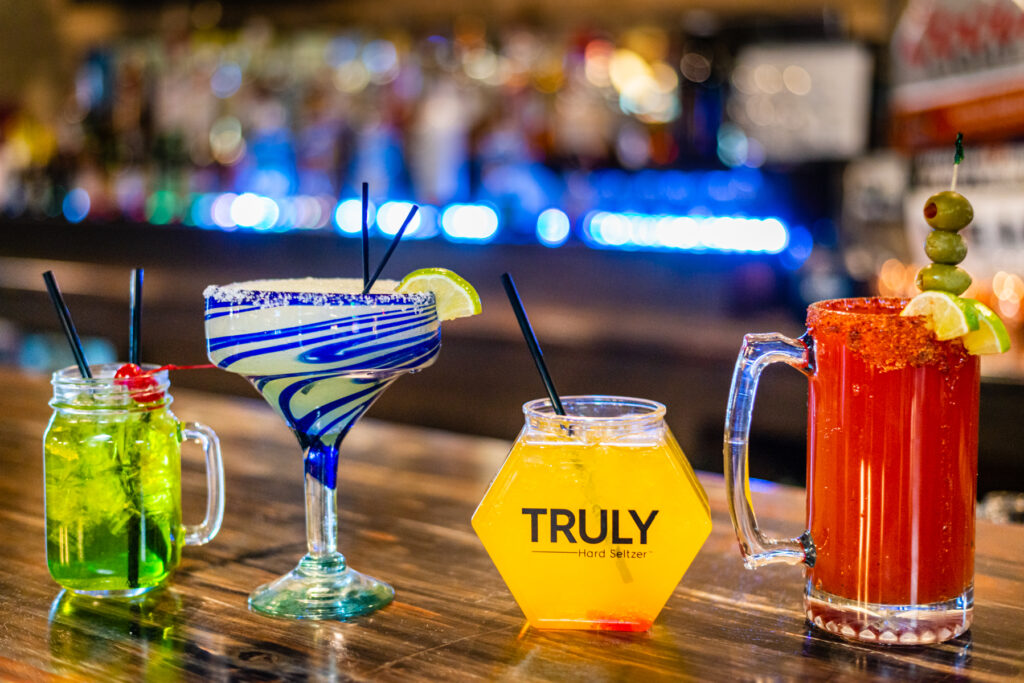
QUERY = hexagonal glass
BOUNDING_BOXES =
[472,396,712,631]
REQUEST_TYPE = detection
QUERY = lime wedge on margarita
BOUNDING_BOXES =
[900,290,979,341]
[398,268,482,320]
[961,299,1011,354]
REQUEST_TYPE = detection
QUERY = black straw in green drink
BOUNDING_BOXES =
[363,204,419,294]
[500,272,565,416]
[361,182,370,290]
[42,271,91,378]
[127,268,143,588]
[129,268,143,365]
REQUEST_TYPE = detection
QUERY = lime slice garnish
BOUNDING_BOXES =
[900,291,979,341]
[961,299,1011,354]
[397,268,482,321]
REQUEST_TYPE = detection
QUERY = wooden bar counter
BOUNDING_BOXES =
[1,367,1022,681]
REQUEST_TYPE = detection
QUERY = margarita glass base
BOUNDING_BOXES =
[248,553,394,620]
[804,582,972,645]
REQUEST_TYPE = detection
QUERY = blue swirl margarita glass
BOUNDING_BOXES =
[204,278,440,619]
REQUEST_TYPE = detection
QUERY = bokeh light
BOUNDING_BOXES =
[441,204,499,242]
[363,40,399,84]
[334,198,376,234]
[230,193,280,230]
[210,116,245,165]
[994,271,1024,320]
[211,62,243,98]
[145,190,178,225]
[335,60,371,93]
[536,208,571,247]
[680,53,711,83]
[376,201,423,236]
[212,193,238,229]
[62,188,90,223]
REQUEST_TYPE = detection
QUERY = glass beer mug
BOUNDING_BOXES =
[44,364,225,597]
[724,298,979,645]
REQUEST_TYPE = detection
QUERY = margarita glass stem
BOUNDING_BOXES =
[305,469,342,561]
[244,439,394,619]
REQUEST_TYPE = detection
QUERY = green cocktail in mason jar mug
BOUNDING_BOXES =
[43,363,224,597]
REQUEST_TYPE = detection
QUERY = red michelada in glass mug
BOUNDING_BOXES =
[724,296,979,645]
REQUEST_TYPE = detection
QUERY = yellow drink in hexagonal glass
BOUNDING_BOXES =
[472,396,712,631]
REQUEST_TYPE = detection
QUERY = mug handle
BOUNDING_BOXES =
[724,332,816,569]
[181,422,225,546]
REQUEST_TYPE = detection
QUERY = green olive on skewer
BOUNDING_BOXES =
[923,190,973,231]
[924,230,967,265]
[916,263,972,295]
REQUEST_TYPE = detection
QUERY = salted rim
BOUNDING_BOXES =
[806,296,971,371]
[203,277,434,306]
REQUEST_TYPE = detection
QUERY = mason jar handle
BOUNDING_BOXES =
[724,332,816,569]
[181,422,225,546]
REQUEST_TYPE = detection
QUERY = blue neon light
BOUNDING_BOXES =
[582,212,789,254]
[74,164,803,259]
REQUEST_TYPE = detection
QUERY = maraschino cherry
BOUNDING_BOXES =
[114,363,164,404]
[114,363,216,404]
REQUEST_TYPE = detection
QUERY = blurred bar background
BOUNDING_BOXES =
[1,0,1023,494]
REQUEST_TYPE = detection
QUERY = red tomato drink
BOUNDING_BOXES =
[804,297,979,643]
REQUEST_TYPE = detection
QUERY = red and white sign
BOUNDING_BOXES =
[890,0,1024,148]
